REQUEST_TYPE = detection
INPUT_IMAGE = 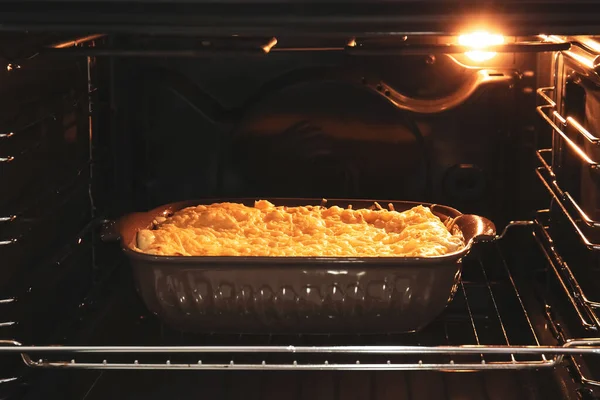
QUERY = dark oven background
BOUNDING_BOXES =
[104,47,539,225]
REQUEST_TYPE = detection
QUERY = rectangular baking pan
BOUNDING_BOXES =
[105,198,495,334]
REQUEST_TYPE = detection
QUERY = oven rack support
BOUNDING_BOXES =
[537,87,600,176]
[534,216,600,388]
[534,171,600,386]
[535,153,600,251]
[536,87,600,244]
[533,208,600,329]
[2,339,600,371]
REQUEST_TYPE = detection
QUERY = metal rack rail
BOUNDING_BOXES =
[0,342,596,371]
[533,208,600,330]
[534,65,600,387]
[534,84,600,331]
[536,87,600,247]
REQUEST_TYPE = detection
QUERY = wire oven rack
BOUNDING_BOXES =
[1,240,600,372]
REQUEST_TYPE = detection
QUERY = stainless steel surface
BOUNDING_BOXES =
[543,36,600,85]
[373,70,513,114]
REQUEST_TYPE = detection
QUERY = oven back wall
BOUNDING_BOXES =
[111,50,538,224]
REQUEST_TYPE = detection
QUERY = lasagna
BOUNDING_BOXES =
[134,200,464,257]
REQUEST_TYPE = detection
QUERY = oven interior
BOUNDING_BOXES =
[1,32,600,399]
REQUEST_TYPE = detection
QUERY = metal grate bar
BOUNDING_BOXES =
[477,257,518,363]
[0,344,594,355]
[460,281,480,345]
[23,360,557,371]
[496,246,552,365]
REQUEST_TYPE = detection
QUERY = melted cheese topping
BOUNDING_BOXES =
[134,200,464,257]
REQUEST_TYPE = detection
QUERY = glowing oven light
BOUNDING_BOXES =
[458,31,505,62]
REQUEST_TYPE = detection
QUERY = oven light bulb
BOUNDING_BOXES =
[458,31,504,62]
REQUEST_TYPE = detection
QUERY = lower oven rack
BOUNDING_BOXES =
[2,234,600,373]
[1,341,600,371]
[0,340,599,371]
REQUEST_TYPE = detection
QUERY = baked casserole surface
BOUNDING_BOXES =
[134,200,464,257]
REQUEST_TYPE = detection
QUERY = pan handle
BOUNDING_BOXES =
[472,220,535,243]
[100,202,190,247]
[99,213,151,245]
[449,214,496,244]
[99,211,165,246]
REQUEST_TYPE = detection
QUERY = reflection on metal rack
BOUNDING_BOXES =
[2,339,600,371]
[537,87,600,170]
[43,37,279,57]
[345,41,570,56]
[39,36,569,58]
[372,70,513,114]
[542,36,600,85]
[539,90,600,149]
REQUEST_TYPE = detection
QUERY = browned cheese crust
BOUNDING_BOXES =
[135,200,465,257]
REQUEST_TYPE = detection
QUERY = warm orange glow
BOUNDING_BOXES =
[458,31,504,62]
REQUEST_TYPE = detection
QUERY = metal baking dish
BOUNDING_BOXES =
[106,198,495,334]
